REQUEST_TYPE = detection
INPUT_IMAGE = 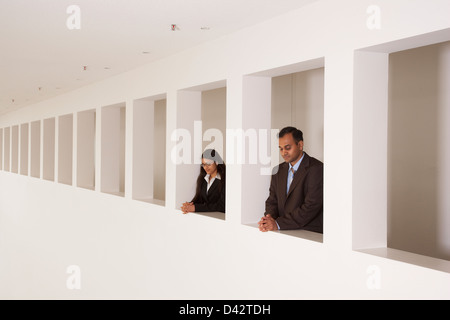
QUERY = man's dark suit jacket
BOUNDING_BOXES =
[193,178,225,213]
[265,152,323,233]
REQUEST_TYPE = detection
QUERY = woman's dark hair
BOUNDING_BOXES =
[278,126,303,144]
[191,149,226,203]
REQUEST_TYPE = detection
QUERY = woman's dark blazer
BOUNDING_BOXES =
[193,178,225,213]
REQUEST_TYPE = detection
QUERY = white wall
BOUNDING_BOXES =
[353,51,389,251]
[202,87,227,159]
[1,0,450,299]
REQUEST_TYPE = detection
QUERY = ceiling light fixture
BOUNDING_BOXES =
[200,26,210,30]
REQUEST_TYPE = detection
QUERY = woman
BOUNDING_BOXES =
[181,149,226,214]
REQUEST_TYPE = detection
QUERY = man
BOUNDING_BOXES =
[258,127,323,233]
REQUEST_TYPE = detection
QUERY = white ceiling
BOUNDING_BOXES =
[0,0,318,116]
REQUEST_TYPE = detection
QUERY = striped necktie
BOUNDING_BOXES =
[287,167,295,193]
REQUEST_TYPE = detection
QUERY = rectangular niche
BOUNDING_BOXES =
[3,127,10,172]
[388,42,450,261]
[0,128,3,170]
[58,114,73,185]
[175,80,227,220]
[353,30,450,273]
[240,58,325,243]
[101,103,126,197]
[77,109,96,190]
[43,117,55,181]
[132,94,166,206]
[20,123,29,176]
[30,121,41,178]
[272,68,324,163]
[11,125,19,174]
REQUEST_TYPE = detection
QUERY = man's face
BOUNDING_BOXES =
[279,133,303,164]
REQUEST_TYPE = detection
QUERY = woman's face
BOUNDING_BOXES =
[202,159,217,176]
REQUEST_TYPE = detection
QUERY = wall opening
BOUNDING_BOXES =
[387,41,450,262]
[43,118,55,181]
[4,127,10,172]
[0,128,3,171]
[58,114,73,186]
[20,123,29,176]
[11,125,18,174]
[30,120,41,179]
[242,58,325,243]
[77,110,96,190]
[132,94,166,206]
[176,80,227,220]
[272,68,324,163]
[101,103,126,197]
[353,30,450,273]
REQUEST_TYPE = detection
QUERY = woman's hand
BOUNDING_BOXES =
[181,202,195,214]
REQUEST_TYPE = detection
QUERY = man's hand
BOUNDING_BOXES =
[258,214,278,232]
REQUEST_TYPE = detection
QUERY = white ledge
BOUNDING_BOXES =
[355,247,450,274]
[244,223,323,243]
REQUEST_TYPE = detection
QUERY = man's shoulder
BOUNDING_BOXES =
[304,153,323,168]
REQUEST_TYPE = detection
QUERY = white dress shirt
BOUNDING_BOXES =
[204,173,221,194]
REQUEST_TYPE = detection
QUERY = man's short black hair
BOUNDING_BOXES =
[278,126,303,143]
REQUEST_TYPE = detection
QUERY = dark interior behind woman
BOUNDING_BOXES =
[181,149,226,214]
